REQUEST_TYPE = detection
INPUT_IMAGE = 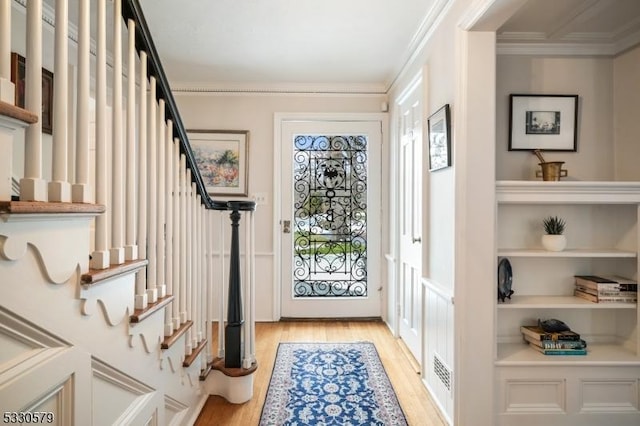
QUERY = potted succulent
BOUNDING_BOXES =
[542,215,567,251]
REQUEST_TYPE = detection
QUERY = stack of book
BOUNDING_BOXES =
[520,325,587,355]
[574,275,638,304]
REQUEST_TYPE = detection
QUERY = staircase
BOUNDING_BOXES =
[0,1,256,424]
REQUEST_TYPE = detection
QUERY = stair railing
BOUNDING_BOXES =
[1,0,256,382]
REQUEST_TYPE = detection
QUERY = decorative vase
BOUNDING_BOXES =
[542,234,567,252]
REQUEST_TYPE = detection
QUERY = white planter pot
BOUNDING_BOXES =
[542,234,567,252]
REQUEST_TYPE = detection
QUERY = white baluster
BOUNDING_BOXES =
[146,77,157,302]
[206,210,214,363]
[156,100,166,298]
[164,120,174,336]
[110,0,124,264]
[243,208,252,369]
[218,205,225,358]
[185,168,193,355]
[48,0,71,202]
[196,196,203,346]
[20,0,47,202]
[172,139,181,330]
[72,0,91,203]
[250,208,256,364]
[135,51,148,309]
[179,154,188,326]
[0,0,14,103]
[191,184,199,350]
[90,0,109,268]
[125,19,137,260]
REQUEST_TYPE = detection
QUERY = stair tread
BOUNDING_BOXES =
[0,100,38,125]
[183,338,208,367]
[82,259,148,286]
[130,294,174,323]
[0,201,105,215]
[161,320,193,349]
[210,357,258,377]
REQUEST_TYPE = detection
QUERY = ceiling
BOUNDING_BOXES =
[496,0,640,55]
[135,0,640,94]
[138,0,439,94]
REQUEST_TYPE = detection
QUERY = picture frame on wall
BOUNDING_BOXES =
[428,104,451,171]
[187,130,249,196]
[508,94,578,151]
[10,52,54,135]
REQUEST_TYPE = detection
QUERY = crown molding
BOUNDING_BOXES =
[386,0,452,94]
[171,81,388,95]
[497,42,616,56]
[498,28,640,57]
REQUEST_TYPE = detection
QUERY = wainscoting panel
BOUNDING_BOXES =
[92,359,160,426]
[422,278,454,424]
[0,308,91,424]
[504,379,566,413]
[579,379,638,413]
[497,366,640,426]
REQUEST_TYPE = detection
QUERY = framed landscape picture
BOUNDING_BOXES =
[427,104,451,171]
[508,94,578,151]
[187,130,249,196]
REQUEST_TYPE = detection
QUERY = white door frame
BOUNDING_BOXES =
[273,112,388,320]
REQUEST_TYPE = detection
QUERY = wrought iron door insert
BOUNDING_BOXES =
[292,135,367,297]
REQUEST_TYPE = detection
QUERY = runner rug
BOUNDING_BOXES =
[259,342,408,426]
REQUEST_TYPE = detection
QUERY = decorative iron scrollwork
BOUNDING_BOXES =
[292,135,368,297]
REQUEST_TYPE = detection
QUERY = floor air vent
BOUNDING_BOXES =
[433,353,452,393]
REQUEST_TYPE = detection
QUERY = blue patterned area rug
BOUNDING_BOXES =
[259,342,408,426]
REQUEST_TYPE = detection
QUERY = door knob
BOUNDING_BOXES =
[283,220,291,233]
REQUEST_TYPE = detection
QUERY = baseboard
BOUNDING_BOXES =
[279,317,383,322]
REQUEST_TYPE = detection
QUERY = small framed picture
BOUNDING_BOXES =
[187,130,249,196]
[427,104,451,171]
[10,52,54,135]
[508,94,578,151]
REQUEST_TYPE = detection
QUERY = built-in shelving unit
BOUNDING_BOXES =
[496,180,640,365]
[494,181,640,424]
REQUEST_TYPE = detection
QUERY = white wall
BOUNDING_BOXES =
[496,55,616,181]
[386,0,482,423]
[174,92,387,321]
[613,45,640,181]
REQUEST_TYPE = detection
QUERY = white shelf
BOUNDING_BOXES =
[496,342,640,366]
[498,295,637,309]
[496,180,640,204]
[498,248,637,258]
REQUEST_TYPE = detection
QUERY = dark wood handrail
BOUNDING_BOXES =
[121,0,213,209]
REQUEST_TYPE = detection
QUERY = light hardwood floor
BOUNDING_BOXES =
[195,320,447,425]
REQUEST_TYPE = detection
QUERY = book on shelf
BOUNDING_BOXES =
[523,334,586,349]
[574,275,638,292]
[574,285,637,297]
[520,325,581,342]
[574,289,637,303]
[527,343,587,356]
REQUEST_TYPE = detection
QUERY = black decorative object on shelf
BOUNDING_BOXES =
[498,257,514,302]
[213,199,256,368]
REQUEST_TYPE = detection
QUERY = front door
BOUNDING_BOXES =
[279,118,382,318]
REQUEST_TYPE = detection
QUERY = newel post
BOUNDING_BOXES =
[224,200,256,368]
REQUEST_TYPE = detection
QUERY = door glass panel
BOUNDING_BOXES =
[292,135,368,298]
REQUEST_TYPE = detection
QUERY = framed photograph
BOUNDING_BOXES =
[10,52,54,135]
[427,104,451,171]
[508,94,578,151]
[187,130,249,196]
